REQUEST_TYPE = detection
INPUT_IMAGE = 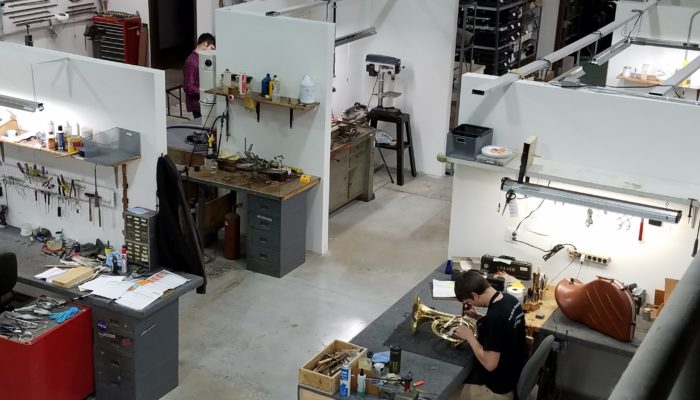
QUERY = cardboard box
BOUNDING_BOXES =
[298,340,367,395]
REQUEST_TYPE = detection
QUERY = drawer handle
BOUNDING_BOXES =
[260,221,269,227]
[260,204,269,210]
[259,253,268,260]
[111,360,121,368]
[259,237,268,243]
[456,137,467,144]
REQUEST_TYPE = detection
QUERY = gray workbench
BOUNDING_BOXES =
[1,226,204,400]
[538,300,652,399]
[299,263,475,400]
[540,308,650,358]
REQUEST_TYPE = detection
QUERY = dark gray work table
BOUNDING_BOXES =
[1,226,203,319]
[539,308,652,357]
[300,264,475,400]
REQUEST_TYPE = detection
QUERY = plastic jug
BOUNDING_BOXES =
[299,74,316,104]
[271,76,281,102]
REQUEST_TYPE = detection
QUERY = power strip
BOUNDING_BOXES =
[567,248,611,265]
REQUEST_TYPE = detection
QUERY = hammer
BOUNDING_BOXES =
[85,193,94,222]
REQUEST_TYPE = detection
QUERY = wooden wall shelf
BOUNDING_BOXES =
[616,74,700,90]
[206,86,320,128]
[0,136,140,187]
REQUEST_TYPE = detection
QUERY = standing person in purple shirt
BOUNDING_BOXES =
[183,33,216,119]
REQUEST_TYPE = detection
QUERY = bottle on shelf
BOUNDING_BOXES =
[56,125,65,151]
[271,75,281,102]
[47,121,55,150]
[239,72,247,95]
[262,73,272,98]
[299,74,316,104]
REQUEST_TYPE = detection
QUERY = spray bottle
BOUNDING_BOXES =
[339,360,350,397]
[239,72,247,95]
[120,245,128,274]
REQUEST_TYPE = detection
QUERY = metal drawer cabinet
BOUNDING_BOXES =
[91,301,179,400]
[246,193,308,278]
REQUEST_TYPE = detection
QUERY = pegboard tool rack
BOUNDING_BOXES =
[0,162,116,210]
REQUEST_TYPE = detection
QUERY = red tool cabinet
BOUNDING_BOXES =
[0,305,94,400]
[93,13,142,65]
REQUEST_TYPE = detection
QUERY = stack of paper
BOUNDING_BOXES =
[115,270,189,311]
[35,267,67,281]
[432,279,456,299]
[78,276,133,300]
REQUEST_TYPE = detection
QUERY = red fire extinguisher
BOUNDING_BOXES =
[224,204,242,260]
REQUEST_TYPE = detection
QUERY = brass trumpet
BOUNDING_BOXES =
[410,295,476,346]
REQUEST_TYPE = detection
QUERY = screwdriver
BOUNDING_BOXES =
[693,220,700,257]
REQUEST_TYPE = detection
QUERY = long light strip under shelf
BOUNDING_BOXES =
[0,94,43,112]
[501,178,682,224]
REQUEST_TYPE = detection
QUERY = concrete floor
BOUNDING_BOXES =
[159,168,453,399]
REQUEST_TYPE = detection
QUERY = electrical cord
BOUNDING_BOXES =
[550,258,577,284]
[512,198,545,235]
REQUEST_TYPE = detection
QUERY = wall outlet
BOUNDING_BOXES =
[567,248,611,265]
[505,227,516,242]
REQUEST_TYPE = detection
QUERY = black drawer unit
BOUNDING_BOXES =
[247,193,308,278]
[92,301,179,400]
[125,208,158,271]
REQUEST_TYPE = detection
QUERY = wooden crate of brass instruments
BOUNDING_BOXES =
[298,340,367,395]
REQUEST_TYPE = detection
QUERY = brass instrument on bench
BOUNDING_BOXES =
[410,296,476,346]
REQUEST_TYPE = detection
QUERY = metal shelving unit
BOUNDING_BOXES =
[520,0,543,64]
[468,0,527,76]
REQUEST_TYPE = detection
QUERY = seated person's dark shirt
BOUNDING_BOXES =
[465,292,526,394]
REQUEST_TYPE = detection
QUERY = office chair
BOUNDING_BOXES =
[516,335,555,400]
[0,252,18,312]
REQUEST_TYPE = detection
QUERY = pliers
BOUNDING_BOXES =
[69,179,77,198]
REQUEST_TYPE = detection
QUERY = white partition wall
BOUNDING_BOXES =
[0,42,166,247]
[334,0,458,177]
[215,5,334,254]
[448,73,700,297]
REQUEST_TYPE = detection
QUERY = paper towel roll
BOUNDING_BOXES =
[507,286,524,303]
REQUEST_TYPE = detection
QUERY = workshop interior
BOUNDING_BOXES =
[0,0,699,399]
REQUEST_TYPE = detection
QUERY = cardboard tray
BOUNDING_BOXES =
[51,267,94,288]
[298,340,367,395]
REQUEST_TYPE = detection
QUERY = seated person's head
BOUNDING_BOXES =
[455,270,490,307]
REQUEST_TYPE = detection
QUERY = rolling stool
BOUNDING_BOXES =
[369,107,417,186]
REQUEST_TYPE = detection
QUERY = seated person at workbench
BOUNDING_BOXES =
[452,270,526,400]
[183,33,216,119]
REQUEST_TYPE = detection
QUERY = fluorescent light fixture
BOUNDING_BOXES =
[501,178,682,223]
[591,39,631,66]
[554,66,586,82]
[0,94,43,112]
[335,27,376,47]
[649,54,700,96]
[266,0,344,17]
